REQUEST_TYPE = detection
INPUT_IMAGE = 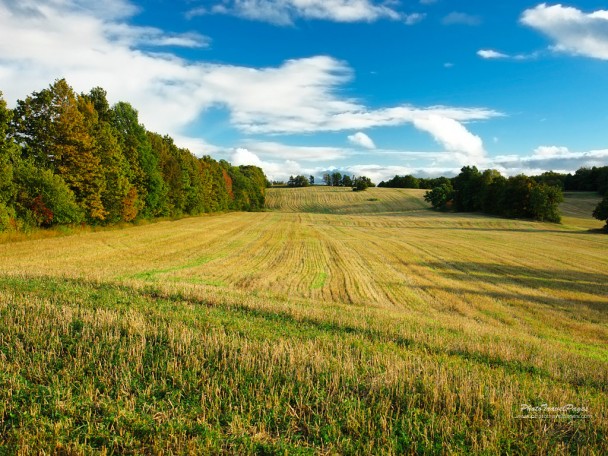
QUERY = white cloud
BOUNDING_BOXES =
[348,132,376,149]
[477,48,541,61]
[412,115,485,164]
[493,146,608,175]
[0,0,212,135]
[230,140,490,183]
[231,147,264,167]
[0,0,499,166]
[173,135,224,157]
[442,12,481,26]
[477,49,508,59]
[521,4,608,60]
[532,145,570,158]
[242,141,348,161]
[241,141,608,183]
[185,7,207,20]
[230,148,305,181]
[105,23,210,48]
[194,0,402,25]
[404,13,426,25]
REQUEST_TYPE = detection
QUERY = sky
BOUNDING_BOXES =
[1,1,608,183]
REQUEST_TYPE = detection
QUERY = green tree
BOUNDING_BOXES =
[503,175,535,219]
[424,182,454,210]
[452,166,482,212]
[0,92,18,230]
[149,132,184,216]
[80,90,133,223]
[593,195,608,230]
[10,87,56,168]
[341,175,353,187]
[479,169,506,214]
[529,183,563,223]
[288,175,310,187]
[353,176,374,192]
[111,102,166,218]
[331,172,342,187]
[11,80,107,222]
[13,160,83,227]
[51,80,106,222]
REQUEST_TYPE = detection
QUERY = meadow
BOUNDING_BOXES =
[0,187,606,454]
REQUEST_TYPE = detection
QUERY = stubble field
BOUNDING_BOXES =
[0,187,606,454]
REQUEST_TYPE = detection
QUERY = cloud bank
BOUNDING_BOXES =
[0,0,498,166]
[188,0,402,25]
[522,3,608,60]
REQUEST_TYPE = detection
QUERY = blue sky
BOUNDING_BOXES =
[2,0,608,182]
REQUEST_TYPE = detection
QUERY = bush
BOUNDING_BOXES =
[14,161,84,227]
[424,183,454,210]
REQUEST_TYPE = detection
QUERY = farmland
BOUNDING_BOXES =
[0,187,607,454]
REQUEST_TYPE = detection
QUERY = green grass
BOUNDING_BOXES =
[1,276,605,454]
[0,189,606,454]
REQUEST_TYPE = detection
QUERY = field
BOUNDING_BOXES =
[0,187,606,454]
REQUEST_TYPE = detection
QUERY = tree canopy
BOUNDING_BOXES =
[593,195,608,230]
[424,167,564,223]
[0,80,268,231]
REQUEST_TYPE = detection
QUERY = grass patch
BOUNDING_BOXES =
[0,276,606,454]
[311,272,328,290]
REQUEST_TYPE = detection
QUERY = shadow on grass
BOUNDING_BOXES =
[398,225,603,235]
[420,261,608,302]
[416,284,607,314]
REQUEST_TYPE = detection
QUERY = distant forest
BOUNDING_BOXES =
[0,79,268,231]
[380,166,608,226]
[379,166,608,194]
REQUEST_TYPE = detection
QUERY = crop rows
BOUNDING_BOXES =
[0,188,606,453]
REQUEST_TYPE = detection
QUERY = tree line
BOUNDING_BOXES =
[424,166,564,223]
[380,166,608,228]
[378,175,451,190]
[380,166,608,194]
[0,80,268,232]
[284,173,375,192]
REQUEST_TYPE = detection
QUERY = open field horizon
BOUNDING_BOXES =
[1,188,606,454]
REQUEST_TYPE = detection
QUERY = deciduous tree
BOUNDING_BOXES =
[593,195,608,230]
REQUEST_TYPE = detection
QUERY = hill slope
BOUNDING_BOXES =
[0,190,606,454]
[265,186,430,214]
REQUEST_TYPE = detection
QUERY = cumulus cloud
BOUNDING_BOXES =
[192,0,402,25]
[442,12,481,26]
[532,145,570,158]
[521,3,608,60]
[348,132,376,149]
[412,115,485,165]
[477,49,509,59]
[0,0,212,136]
[231,147,265,167]
[230,148,305,181]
